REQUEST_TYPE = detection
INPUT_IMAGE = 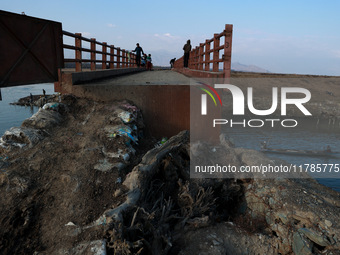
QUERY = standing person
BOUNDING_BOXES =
[183,40,191,68]
[132,43,144,67]
[146,54,152,71]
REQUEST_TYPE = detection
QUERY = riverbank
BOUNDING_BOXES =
[1,93,340,254]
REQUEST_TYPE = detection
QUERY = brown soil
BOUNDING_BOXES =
[0,96,155,254]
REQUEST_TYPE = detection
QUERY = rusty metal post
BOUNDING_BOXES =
[90,38,96,71]
[131,53,135,67]
[117,48,120,68]
[122,50,126,68]
[110,45,114,69]
[213,34,220,72]
[205,39,210,71]
[199,43,204,70]
[102,42,107,70]
[75,33,82,72]
[223,24,233,78]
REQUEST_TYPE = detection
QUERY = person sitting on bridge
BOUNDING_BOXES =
[146,54,152,71]
[132,43,144,67]
[170,58,176,68]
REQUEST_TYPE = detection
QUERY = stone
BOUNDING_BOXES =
[325,219,332,228]
[298,228,331,247]
[292,232,313,255]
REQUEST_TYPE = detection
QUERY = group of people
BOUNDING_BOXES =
[133,39,193,70]
[132,43,152,70]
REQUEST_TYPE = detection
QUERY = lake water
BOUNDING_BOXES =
[0,83,55,136]
[222,122,340,192]
[1,84,340,192]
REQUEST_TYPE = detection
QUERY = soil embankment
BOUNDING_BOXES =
[0,71,340,254]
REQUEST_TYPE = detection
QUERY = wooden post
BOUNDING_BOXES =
[110,45,114,69]
[117,48,120,68]
[75,33,82,72]
[205,39,210,71]
[213,33,220,72]
[102,42,107,69]
[90,38,96,71]
[223,24,233,78]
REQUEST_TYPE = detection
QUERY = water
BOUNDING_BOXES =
[223,123,340,192]
[0,83,55,136]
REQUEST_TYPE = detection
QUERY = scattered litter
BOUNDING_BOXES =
[120,103,139,112]
[155,137,168,147]
[118,110,134,124]
[94,159,114,172]
[61,240,107,255]
[105,125,138,144]
[42,102,68,113]
[65,222,76,227]
[116,177,122,184]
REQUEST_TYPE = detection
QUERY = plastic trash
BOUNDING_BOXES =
[105,125,138,144]
[155,137,168,147]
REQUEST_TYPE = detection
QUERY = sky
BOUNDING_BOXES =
[2,0,340,75]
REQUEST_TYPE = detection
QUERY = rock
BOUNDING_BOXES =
[325,219,332,228]
[0,127,45,151]
[293,232,313,255]
[298,228,331,247]
[22,108,64,130]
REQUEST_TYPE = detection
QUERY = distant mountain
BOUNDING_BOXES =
[147,50,181,67]
[231,62,271,73]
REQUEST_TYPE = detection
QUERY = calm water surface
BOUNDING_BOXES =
[223,123,340,192]
[0,83,55,136]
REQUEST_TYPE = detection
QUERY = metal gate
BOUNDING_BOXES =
[0,10,64,87]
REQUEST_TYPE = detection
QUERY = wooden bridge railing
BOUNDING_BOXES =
[174,24,233,78]
[62,31,137,72]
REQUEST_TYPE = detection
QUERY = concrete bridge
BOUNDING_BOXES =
[0,10,233,138]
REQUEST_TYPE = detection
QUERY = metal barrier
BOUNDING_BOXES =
[174,24,233,78]
[62,31,137,72]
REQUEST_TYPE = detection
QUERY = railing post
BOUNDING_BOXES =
[199,43,204,70]
[90,38,96,71]
[213,33,220,72]
[75,33,82,72]
[223,24,233,78]
[131,53,135,67]
[122,50,126,68]
[110,45,114,69]
[205,39,210,71]
[102,42,107,70]
[117,48,120,68]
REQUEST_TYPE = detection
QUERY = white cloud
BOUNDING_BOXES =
[154,33,180,41]
[80,32,91,37]
[107,23,117,28]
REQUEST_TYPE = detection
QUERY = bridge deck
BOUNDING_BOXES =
[76,69,194,86]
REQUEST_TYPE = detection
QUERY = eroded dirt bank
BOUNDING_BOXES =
[1,94,340,254]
